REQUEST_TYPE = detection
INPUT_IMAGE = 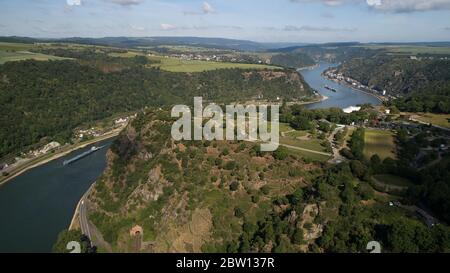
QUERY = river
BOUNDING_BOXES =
[299,62,381,109]
[0,62,381,253]
[0,139,113,253]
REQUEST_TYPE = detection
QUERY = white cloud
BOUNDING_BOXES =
[366,0,381,6]
[291,0,450,12]
[202,2,215,13]
[66,0,82,6]
[366,0,450,13]
[290,0,346,6]
[160,23,177,30]
[104,0,143,6]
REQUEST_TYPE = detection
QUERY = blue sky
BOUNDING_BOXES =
[0,0,450,43]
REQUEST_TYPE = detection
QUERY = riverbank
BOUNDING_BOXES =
[296,63,319,71]
[0,127,123,187]
[322,72,386,103]
[286,94,329,106]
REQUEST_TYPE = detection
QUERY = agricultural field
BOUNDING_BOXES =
[410,113,450,129]
[364,129,396,160]
[0,50,70,64]
[0,42,35,51]
[147,55,280,72]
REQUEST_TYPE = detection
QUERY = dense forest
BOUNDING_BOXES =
[270,53,315,69]
[338,56,450,102]
[0,56,312,158]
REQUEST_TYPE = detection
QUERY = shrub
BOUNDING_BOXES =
[230,181,240,191]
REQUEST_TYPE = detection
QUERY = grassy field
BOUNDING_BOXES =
[0,50,70,64]
[267,123,330,161]
[286,148,331,162]
[280,137,326,152]
[148,56,280,72]
[411,113,450,128]
[285,130,308,138]
[364,129,396,160]
[279,123,294,133]
[359,44,450,55]
[108,51,144,58]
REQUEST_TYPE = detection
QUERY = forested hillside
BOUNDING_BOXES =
[0,57,312,158]
[270,53,315,69]
[337,56,450,112]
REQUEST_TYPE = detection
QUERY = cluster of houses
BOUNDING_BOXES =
[1,141,62,173]
[410,55,449,61]
[162,52,270,65]
[76,127,102,140]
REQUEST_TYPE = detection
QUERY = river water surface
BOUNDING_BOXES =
[300,62,381,109]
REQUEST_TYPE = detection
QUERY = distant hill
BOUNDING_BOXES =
[0,36,308,52]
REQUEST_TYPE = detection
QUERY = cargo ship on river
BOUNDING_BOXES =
[63,145,105,166]
[324,85,337,92]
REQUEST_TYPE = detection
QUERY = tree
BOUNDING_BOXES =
[230,181,240,191]
[356,182,374,200]
[234,207,244,218]
[52,229,94,253]
[370,154,381,166]
[350,160,367,179]
[292,228,304,244]
[224,161,237,170]
[288,188,304,205]
[273,146,288,160]
[290,116,312,131]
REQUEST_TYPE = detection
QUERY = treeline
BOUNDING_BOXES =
[347,128,365,159]
[0,58,312,158]
[32,47,155,71]
[387,92,450,114]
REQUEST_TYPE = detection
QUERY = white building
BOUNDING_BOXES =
[343,106,361,113]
